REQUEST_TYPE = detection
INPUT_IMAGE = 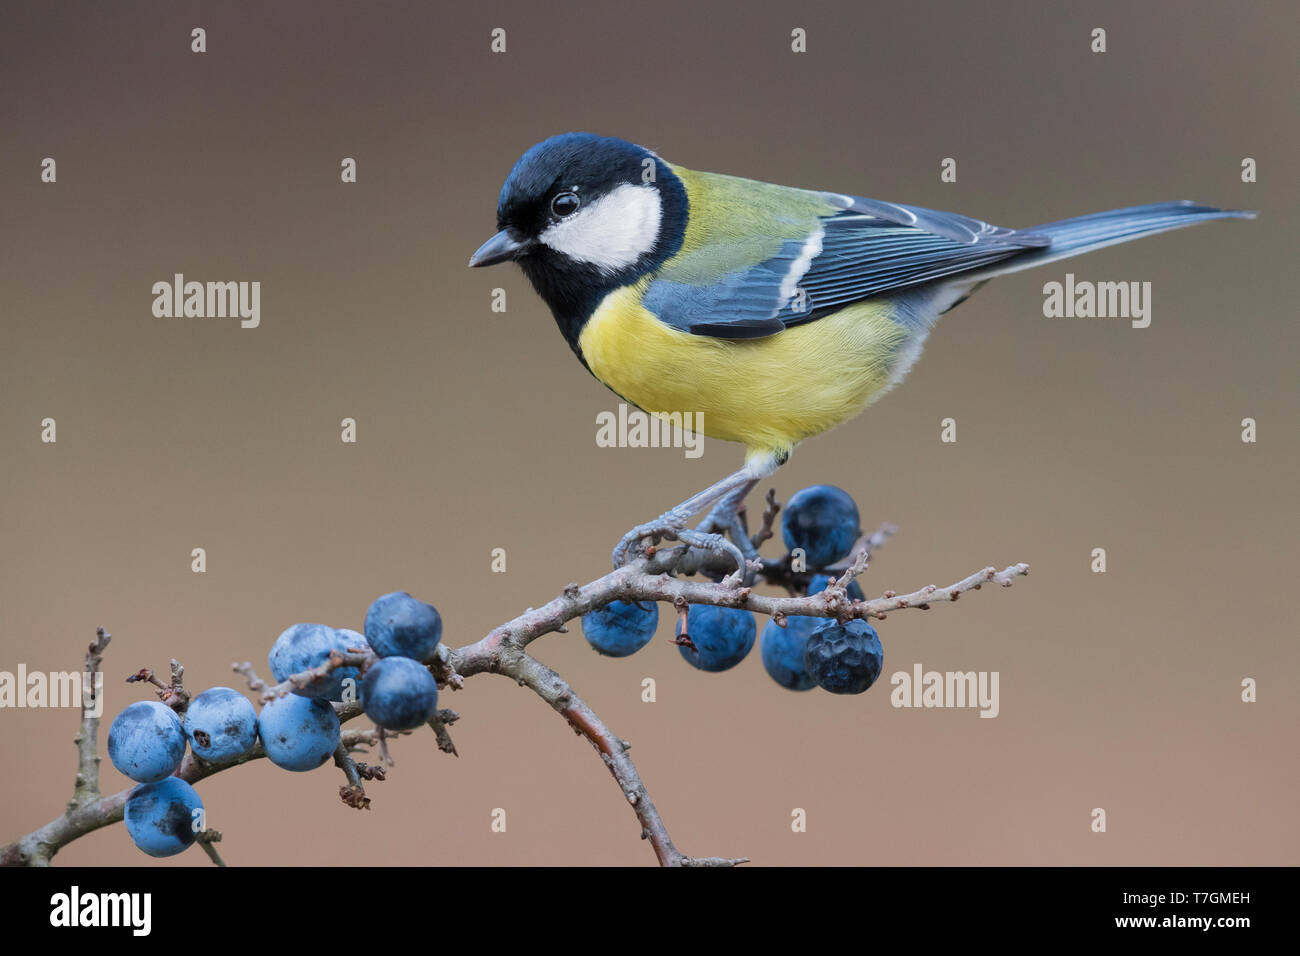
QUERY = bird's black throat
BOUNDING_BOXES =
[516,252,622,368]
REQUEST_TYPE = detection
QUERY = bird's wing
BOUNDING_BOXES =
[644,175,1050,339]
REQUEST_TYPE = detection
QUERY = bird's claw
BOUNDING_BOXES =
[676,529,747,575]
[612,512,691,568]
[696,504,760,564]
[612,517,749,573]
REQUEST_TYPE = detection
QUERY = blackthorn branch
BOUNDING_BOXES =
[1,490,1029,867]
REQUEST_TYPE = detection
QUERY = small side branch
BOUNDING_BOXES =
[125,659,191,712]
[69,627,111,813]
[195,829,226,867]
[231,661,266,694]
[498,649,747,868]
[334,743,372,809]
[256,652,373,702]
[428,709,460,756]
[749,487,781,551]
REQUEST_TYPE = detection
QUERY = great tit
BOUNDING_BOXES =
[469,132,1253,568]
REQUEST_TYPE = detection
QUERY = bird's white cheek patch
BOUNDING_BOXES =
[540,183,662,273]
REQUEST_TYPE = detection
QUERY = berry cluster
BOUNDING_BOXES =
[583,484,885,695]
[106,591,443,857]
[105,487,887,860]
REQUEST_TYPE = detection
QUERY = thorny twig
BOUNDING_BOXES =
[428,709,460,756]
[125,658,191,712]
[231,661,265,694]
[68,628,110,813]
[335,743,371,810]
[750,487,781,551]
[196,829,226,867]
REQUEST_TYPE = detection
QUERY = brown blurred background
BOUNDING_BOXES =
[1,1,1295,866]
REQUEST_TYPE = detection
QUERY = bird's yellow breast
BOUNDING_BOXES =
[577,284,913,460]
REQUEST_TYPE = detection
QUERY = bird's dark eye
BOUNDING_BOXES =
[550,191,580,218]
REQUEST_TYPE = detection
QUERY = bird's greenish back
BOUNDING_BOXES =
[661,165,838,284]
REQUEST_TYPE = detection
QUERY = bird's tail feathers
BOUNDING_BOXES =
[963,201,1256,282]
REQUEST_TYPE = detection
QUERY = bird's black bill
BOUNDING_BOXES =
[468,230,529,267]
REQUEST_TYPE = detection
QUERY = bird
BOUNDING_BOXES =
[469,132,1253,569]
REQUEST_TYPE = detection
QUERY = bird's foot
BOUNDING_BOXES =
[612,510,692,568]
[611,468,761,571]
[677,529,748,579]
[612,514,747,572]
[696,496,760,564]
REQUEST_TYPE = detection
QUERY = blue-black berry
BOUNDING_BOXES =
[364,592,443,661]
[124,777,204,857]
[678,605,755,672]
[582,600,658,657]
[259,694,341,771]
[760,616,820,691]
[107,700,187,783]
[803,619,884,694]
[782,485,861,568]
[361,657,439,731]
[184,687,258,762]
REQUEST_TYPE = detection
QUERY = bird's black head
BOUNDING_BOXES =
[469,133,688,354]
